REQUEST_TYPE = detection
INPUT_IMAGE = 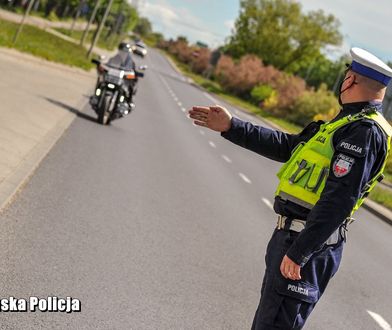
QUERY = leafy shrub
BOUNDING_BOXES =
[190,48,211,74]
[214,54,267,97]
[168,41,192,63]
[289,84,339,126]
[214,55,235,87]
[276,75,306,110]
[251,84,275,104]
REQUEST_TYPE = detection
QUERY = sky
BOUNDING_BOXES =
[137,0,392,62]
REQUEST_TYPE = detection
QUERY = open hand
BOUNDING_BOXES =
[188,105,232,132]
[280,255,301,280]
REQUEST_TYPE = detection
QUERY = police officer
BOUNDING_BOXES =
[188,47,392,329]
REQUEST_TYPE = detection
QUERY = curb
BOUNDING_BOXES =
[0,106,79,213]
[0,94,88,213]
[0,49,89,213]
[363,199,392,225]
[159,50,392,223]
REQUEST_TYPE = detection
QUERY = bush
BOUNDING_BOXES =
[190,48,211,74]
[250,84,275,104]
[47,10,59,21]
[168,40,193,63]
[276,74,306,111]
[214,54,267,97]
[214,54,235,88]
[289,84,339,126]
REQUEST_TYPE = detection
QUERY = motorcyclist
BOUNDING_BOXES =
[107,42,136,72]
[106,42,137,109]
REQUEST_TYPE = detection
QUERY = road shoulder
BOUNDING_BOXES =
[0,47,93,212]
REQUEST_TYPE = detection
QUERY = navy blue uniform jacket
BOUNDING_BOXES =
[221,101,387,266]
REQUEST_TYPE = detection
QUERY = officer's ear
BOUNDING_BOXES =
[348,74,359,88]
[344,73,358,89]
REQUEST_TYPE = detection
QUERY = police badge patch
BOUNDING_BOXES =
[333,154,355,177]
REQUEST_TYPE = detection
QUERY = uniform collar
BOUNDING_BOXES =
[342,101,383,114]
[333,101,383,122]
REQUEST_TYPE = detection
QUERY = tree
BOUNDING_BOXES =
[133,17,152,36]
[297,53,349,91]
[226,0,342,74]
[176,35,188,45]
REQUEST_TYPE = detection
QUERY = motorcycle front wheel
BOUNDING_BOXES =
[98,94,113,125]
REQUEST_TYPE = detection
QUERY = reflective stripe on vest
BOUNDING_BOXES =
[275,108,392,215]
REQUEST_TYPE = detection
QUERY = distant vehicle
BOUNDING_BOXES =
[132,42,147,57]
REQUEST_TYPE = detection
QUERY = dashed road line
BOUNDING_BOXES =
[239,173,251,184]
[208,141,216,148]
[181,107,186,112]
[173,96,179,102]
[367,311,392,330]
[199,130,205,136]
[177,101,182,107]
[221,155,232,163]
[159,75,170,90]
[261,197,274,211]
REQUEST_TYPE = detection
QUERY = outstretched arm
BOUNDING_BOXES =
[188,105,307,162]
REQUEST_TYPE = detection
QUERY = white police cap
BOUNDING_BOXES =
[350,47,392,86]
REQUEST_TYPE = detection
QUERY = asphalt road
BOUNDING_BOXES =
[0,49,391,330]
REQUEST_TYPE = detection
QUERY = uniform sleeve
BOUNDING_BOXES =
[221,117,307,162]
[286,122,385,266]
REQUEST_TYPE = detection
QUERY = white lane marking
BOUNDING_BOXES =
[181,107,186,112]
[221,155,232,163]
[174,97,179,102]
[203,92,218,104]
[239,173,251,184]
[199,130,205,136]
[208,141,216,148]
[177,101,182,107]
[261,197,274,211]
[159,75,170,90]
[367,311,392,330]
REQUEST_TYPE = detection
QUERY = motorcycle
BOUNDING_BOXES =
[89,58,147,125]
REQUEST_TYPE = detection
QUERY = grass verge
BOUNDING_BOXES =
[369,187,392,210]
[0,18,94,70]
[54,28,125,51]
[163,49,392,211]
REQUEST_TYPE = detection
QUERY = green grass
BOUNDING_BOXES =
[0,18,94,70]
[368,186,392,210]
[54,27,125,51]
